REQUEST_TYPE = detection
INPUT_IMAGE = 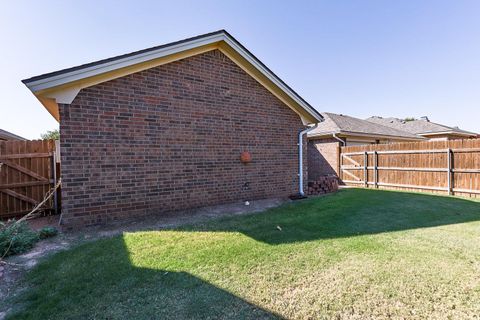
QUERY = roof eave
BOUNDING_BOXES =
[22,31,323,124]
[418,130,477,137]
[308,130,425,141]
[339,130,425,140]
[0,132,27,141]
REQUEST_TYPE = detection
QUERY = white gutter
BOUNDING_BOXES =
[309,130,424,141]
[418,130,476,137]
[332,133,345,146]
[298,123,319,196]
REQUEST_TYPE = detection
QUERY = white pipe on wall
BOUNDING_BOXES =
[332,133,345,146]
[298,123,319,196]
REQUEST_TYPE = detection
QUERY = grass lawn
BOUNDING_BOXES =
[7,189,480,319]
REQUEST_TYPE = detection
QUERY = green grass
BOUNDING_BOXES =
[7,189,480,319]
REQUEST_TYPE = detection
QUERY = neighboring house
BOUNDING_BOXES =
[367,116,478,141]
[307,112,423,179]
[22,30,323,228]
[0,128,26,141]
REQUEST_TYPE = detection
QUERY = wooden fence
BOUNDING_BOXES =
[340,139,480,197]
[0,140,58,219]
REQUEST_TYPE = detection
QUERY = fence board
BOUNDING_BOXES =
[340,138,480,197]
[0,140,57,218]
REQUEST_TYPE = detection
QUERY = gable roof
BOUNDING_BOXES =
[308,112,424,140]
[22,30,323,125]
[0,128,26,141]
[366,116,478,137]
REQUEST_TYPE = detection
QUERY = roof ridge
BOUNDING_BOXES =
[321,112,342,132]
[419,119,452,130]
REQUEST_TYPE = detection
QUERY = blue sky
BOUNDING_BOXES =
[1,0,479,139]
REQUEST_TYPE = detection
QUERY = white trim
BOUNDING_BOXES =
[45,87,81,104]
[25,33,224,92]
[332,133,345,146]
[418,130,476,137]
[308,130,424,141]
[221,36,319,122]
[23,31,322,123]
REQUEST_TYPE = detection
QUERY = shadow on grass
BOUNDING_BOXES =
[8,189,480,319]
[7,235,281,320]
[178,188,480,245]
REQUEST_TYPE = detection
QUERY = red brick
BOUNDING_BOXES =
[59,50,308,228]
[308,138,340,180]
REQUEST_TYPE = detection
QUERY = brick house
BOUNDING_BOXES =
[23,30,323,228]
[308,112,422,180]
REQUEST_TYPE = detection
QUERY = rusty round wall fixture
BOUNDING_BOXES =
[240,151,252,163]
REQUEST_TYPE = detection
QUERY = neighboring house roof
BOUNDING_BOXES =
[0,128,26,141]
[366,116,478,137]
[22,30,323,125]
[308,112,424,140]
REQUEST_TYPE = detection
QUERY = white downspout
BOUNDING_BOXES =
[332,133,345,146]
[298,123,319,196]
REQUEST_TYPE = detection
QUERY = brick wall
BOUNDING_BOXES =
[59,50,307,228]
[307,138,340,180]
[307,175,339,195]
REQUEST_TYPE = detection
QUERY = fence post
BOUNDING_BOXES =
[340,152,343,181]
[447,148,452,195]
[337,145,341,177]
[374,151,378,188]
[364,152,368,188]
[52,150,58,214]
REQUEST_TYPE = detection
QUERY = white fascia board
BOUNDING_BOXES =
[24,31,322,123]
[309,130,424,141]
[307,130,340,138]
[25,33,225,92]
[419,130,475,137]
[339,131,425,140]
[222,36,322,123]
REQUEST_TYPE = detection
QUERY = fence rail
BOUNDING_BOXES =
[340,139,480,197]
[0,140,58,218]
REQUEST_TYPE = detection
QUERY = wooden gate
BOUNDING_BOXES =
[340,152,367,185]
[0,140,57,219]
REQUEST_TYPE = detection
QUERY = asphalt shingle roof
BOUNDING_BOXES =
[309,113,423,139]
[366,116,477,136]
[0,129,26,141]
